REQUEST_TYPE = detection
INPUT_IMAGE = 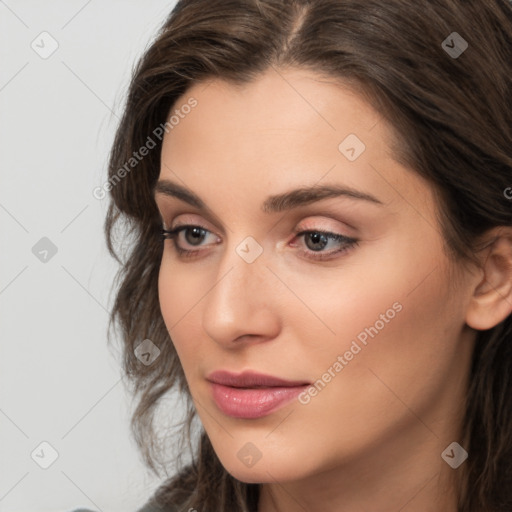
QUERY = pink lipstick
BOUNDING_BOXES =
[206,370,310,419]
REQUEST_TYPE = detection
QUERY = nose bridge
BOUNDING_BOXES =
[201,234,279,345]
[216,231,269,299]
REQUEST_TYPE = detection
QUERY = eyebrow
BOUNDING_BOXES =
[153,179,384,213]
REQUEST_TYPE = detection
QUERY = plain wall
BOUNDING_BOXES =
[0,1,180,511]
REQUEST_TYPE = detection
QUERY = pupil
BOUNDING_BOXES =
[186,227,206,245]
[306,232,328,251]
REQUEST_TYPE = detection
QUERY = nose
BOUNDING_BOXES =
[201,240,281,348]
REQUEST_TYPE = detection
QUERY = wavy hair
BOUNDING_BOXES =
[104,0,512,510]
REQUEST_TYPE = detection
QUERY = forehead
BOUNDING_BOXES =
[158,67,435,222]
[164,67,385,152]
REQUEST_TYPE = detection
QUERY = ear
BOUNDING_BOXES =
[466,226,512,330]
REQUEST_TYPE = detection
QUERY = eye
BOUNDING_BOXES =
[161,224,220,258]
[302,231,342,251]
[292,229,358,261]
[160,225,358,261]
[169,226,207,246]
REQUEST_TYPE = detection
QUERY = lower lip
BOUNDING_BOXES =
[209,382,308,419]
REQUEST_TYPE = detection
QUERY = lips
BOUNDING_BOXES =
[206,370,310,419]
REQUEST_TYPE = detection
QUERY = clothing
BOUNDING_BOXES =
[71,500,174,512]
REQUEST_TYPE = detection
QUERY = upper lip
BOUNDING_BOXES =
[206,370,310,388]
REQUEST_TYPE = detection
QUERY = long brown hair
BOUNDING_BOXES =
[104,1,512,510]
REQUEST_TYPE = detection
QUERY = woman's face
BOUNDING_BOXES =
[155,67,477,486]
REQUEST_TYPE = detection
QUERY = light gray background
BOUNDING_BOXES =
[0,1,180,510]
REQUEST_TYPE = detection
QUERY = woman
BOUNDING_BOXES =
[94,0,512,510]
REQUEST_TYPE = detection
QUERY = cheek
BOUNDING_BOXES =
[158,256,206,367]
[288,239,463,434]
[282,225,453,376]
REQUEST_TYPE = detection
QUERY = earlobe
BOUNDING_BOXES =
[465,227,512,331]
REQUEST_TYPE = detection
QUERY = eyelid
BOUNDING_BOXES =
[165,214,355,243]
[156,197,366,234]
[170,219,212,232]
[292,216,356,238]
[156,202,227,236]
[161,213,222,236]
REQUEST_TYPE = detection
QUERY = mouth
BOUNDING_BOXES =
[206,370,311,419]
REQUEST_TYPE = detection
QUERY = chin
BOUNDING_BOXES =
[216,446,318,484]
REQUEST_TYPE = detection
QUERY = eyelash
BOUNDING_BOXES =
[160,224,358,262]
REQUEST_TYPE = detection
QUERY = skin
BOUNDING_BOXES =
[154,67,512,512]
